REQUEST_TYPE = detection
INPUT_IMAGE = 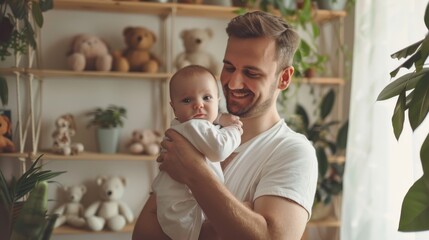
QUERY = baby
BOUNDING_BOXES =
[152,65,243,240]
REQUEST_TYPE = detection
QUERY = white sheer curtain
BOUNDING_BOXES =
[341,1,429,240]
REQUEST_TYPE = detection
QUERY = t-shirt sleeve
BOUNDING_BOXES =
[172,119,241,162]
[254,138,318,219]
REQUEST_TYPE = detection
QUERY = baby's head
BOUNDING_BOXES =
[170,65,219,123]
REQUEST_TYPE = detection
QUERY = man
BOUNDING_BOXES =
[133,11,318,240]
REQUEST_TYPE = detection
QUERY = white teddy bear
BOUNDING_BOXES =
[175,28,219,75]
[84,176,134,231]
[127,129,162,156]
[51,114,84,155]
[53,185,87,228]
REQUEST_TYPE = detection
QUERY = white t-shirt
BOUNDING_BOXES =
[223,119,318,218]
[152,118,241,240]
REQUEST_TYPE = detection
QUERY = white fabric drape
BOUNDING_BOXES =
[341,1,429,240]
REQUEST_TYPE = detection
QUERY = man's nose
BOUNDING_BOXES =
[227,72,244,90]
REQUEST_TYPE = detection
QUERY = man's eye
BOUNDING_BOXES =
[223,65,235,72]
[245,70,260,78]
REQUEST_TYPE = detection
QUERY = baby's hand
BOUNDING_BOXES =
[218,113,242,127]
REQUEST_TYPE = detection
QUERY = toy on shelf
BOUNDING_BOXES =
[0,114,15,153]
[51,114,84,155]
[53,185,87,229]
[112,26,160,73]
[175,28,219,75]
[67,34,113,72]
[127,129,162,156]
[84,176,134,231]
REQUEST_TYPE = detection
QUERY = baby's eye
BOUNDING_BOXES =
[203,95,213,101]
[181,98,191,103]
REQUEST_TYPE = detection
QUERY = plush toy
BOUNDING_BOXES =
[52,114,84,155]
[127,129,162,156]
[175,28,219,75]
[112,26,160,73]
[0,114,15,153]
[53,185,87,228]
[84,176,134,231]
[67,34,112,72]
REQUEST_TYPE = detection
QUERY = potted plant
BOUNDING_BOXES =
[376,2,429,232]
[87,105,127,154]
[286,88,348,219]
[0,0,54,106]
[0,155,65,239]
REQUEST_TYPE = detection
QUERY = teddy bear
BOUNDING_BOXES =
[112,26,160,73]
[53,185,87,228]
[84,176,134,232]
[51,114,84,155]
[0,114,15,153]
[67,34,112,72]
[175,28,219,75]
[127,129,162,156]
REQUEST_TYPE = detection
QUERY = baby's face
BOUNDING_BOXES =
[170,72,219,123]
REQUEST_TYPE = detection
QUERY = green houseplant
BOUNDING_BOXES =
[0,155,65,239]
[376,1,429,232]
[0,0,54,106]
[87,105,127,153]
[287,88,348,207]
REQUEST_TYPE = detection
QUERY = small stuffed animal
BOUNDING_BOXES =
[0,114,15,153]
[84,176,134,231]
[67,34,112,72]
[112,26,160,73]
[127,129,162,156]
[52,114,84,155]
[53,185,87,228]
[175,28,219,75]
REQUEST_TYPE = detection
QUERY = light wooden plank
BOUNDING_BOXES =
[297,77,345,85]
[53,222,134,234]
[32,151,157,161]
[307,216,341,227]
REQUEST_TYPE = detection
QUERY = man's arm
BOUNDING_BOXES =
[160,129,308,240]
[132,194,170,240]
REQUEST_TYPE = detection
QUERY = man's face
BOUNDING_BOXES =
[220,37,281,118]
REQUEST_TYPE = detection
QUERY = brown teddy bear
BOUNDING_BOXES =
[52,114,84,155]
[0,114,15,153]
[127,129,162,156]
[175,28,219,75]
[112,27,160,73]
[67,34,112,72]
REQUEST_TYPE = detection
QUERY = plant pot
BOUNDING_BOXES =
[97,127,121,154]
[316,0,347,11]
[311,201,332,221]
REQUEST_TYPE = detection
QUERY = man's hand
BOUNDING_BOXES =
[157,129,208,185]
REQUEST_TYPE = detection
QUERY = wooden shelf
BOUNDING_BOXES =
[0,68,171,80]
[329,155,345,163]
[53,0,346,21]
[297,77,345,85]
[307,216,341,227]
[0,152,29,159]
[53,222,134,234]
[31,151,157,161]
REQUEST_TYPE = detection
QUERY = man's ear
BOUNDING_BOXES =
[278,66,294,90]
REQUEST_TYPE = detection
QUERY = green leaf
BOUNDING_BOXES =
[392,89,406,139]
[320,89,335,120]
[415,36,429,72]
[316,147,328,177]
[31,1,44,28]
[39,0,54,12]
[391,39,424,60]
[398,177,429,231]
[336,120,349,150]
[420,134,429,186]
[0,76,8,106]
[425,2,429,30]
[377,69,429,101]
[390,52,421,78]
[295,104,309,130]
[408,76,429,130]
